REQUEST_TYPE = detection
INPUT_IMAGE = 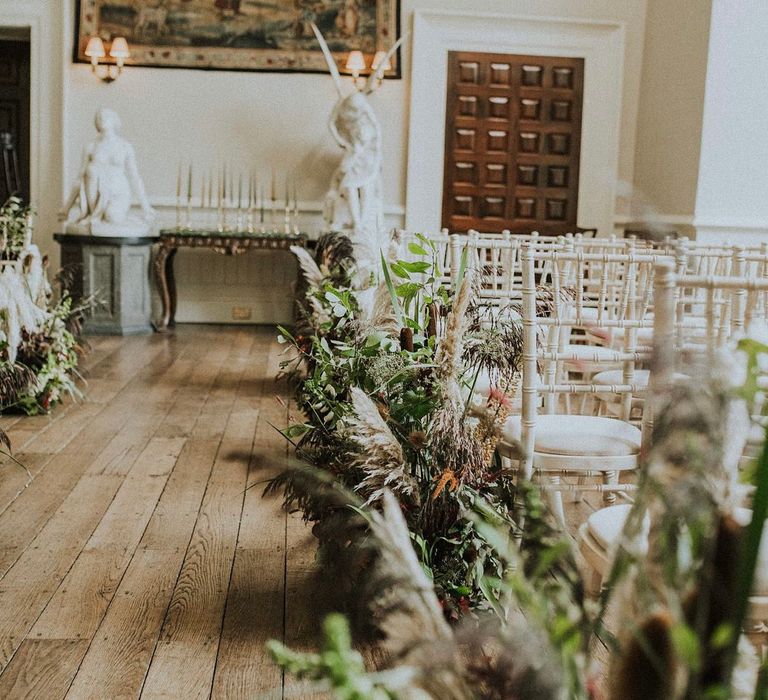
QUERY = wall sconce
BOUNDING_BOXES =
[345,50,367,88]
[84,36,130,84]
[345,50,392,89]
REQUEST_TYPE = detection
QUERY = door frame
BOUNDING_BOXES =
[405,10,625,237]
[0,1,63,258]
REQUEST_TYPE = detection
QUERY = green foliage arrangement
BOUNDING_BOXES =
[271,232,526,620]
[0,197,85,414]
[269,232,768,699]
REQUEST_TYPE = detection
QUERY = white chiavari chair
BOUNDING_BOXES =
[578,264,768,619]
[496,245,671,528]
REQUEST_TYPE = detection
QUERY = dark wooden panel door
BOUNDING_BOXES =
[0,39,30,203]
[441,51,584,235]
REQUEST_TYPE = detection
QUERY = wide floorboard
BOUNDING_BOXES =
[0,325,607,699]
[0,326,329,700]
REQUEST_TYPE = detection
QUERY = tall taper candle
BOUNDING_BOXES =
[271,168,276,202]
[176,161,182,230]
[186,163,193,229]
[217,166,223,232]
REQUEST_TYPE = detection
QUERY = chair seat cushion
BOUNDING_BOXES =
[586,504,649,552]
[587,505,768,596]
[586,325,654,348]
[593,369,651,387]
[503,414,642,457]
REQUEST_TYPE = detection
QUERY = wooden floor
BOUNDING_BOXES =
[0,326,329,700]
[0,325,608,699]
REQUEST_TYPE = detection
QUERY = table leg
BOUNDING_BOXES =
[166,248,178,326]
[153,245,173,332]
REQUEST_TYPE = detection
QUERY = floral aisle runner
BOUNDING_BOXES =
[266,232,768,700]
[0,197,85,416]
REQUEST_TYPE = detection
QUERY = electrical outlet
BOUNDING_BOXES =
[231,306,252,321]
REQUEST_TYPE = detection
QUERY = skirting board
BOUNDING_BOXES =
[174,298,294,325]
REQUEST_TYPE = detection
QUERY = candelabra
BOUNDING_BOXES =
[174,162,301,236]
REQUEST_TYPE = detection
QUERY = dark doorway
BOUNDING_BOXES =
[442,51,584,235]
[0,33,31,204]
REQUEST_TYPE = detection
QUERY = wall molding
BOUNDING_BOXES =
[148,197,406,217]
[405,9,626,238]
[613,213,694,226]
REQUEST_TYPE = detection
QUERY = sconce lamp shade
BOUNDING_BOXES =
[109,37,130,59]
[84,36,106,59]
[372,50,391,72]
[345,50,366,73]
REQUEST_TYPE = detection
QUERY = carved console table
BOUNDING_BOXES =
[154,229,308,331]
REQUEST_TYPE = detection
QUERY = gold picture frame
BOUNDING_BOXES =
[75,0,401,76]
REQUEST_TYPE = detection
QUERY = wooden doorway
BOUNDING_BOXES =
[441,51,584,235]
[0,35,30,203]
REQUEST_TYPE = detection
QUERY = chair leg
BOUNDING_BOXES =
[602,470,618,505]
[568,476,585,503]
[546,476,567,530]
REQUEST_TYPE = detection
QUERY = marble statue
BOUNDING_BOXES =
[62,108,155,237]
[312,24,404,284]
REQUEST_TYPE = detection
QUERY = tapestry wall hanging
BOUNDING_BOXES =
[75,0,401,76]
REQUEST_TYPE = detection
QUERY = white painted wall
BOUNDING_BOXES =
[6,0,650,322]
[632,0,711,220]
[694,0,768,243]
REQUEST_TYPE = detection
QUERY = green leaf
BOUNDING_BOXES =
[380,251,404,328]
[283,423,312,439]
[710,623,733,650]
[398,260,431,274]
[408,242,428,256]
[389,262,410,279]
[476,567,504,618]
[395,282,421,299]
[671,622,701,671]
[456,245,469,291]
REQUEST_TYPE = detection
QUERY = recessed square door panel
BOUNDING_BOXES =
[489,96,510,119]
[485,163,507,186]
[487,130,509,152]
[520,98,541,120]
[442,51,584,233]
[455,128,477,151]
[489,63,512,86]
[454,161,477,184]
[458,62,480,84]
[458,95,478,117]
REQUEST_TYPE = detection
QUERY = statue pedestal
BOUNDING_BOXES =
[54,233,155,335]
